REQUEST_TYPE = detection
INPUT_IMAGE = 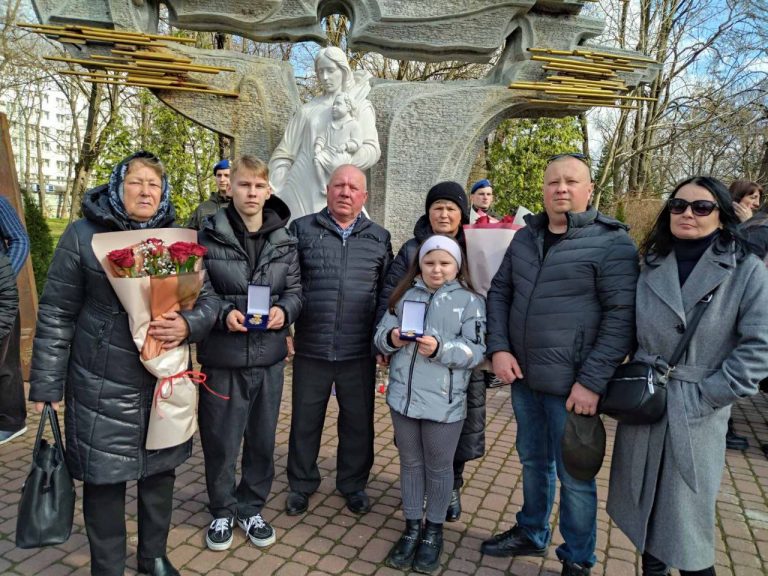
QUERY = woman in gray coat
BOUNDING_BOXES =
[607,176,768,576]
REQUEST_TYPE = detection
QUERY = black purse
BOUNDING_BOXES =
[600,290,714,425]
[15,403,75,548]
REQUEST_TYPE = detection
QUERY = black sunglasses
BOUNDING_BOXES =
[667,198,719,216]
[547,152,591,166]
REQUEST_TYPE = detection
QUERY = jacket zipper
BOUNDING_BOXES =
[404,291,435,416]
[332,233,349,361]
[210,226,289,365]
[522,223,570,377]
[448,369,454,404]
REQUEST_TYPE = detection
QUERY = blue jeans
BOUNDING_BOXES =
[512,382,597,567]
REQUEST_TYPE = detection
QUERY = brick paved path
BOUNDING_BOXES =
[1,367,767,575]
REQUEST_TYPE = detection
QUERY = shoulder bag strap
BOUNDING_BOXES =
[31,403,52,461]
[668,288,716,368]
[48,404,66,460]
[31,403,66,462]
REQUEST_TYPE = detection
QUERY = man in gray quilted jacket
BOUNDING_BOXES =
[482,153,638,576]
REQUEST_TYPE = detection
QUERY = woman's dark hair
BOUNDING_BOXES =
[640,176,749,262]
[729,179,763,204]
[388,236,474,313]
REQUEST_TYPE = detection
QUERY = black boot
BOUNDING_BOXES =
[386,519,421,569]
[726,418,749,451]
[413,520,443,574]
[445,488,461,522]
[641,551,671,576]
[137,556,180,576]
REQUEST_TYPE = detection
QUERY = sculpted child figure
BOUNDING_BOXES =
[269,46,380,221]
[313,93,363,192]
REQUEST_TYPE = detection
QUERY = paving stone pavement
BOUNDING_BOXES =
[1,367,768,576]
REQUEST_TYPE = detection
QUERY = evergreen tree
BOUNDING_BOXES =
[22,193,53,296]
[487,117,584,216]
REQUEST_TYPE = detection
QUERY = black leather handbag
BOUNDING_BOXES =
[15,403,75,548]
[601,291,714,425]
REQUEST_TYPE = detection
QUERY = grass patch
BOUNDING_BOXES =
[47,218,69,249]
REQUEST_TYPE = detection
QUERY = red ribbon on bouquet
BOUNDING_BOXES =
[153,370,230,418]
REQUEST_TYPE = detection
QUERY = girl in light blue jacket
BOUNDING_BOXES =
[374,235,485,574]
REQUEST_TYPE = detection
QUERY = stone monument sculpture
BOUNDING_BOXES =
[313,93,364,193]
[28,0,659,246]
[268,46,380,220]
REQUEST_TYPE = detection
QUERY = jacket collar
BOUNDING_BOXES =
[525,207,599,235]
[644,244,734,322]
[203,206,294,251]
[316,208,371,236]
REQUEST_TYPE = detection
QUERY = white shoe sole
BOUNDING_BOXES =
[237,518,276,547]
[205,532,233,551]
[0,426,27,445]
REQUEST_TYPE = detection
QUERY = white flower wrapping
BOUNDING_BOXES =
[92,228,208,450]
[463,217,522,297]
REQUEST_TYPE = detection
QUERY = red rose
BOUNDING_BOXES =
[168,242,194,264]
[189,244,207,258]
[108,248,136,269]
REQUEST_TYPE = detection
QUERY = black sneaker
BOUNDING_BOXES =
[480,524,547,557]
[561,561,591,576]
[237,513,276,547]
[206,517,234,551]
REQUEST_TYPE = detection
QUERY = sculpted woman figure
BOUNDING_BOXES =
[269,46,380,220]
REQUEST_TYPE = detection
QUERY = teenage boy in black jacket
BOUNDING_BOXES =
[196,155,302,551]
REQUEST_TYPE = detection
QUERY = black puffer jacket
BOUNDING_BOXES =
[376,215,485,463]
[197,197,302,368]
[486,208,639,396]
[743,217,768,261]
[290,209,392,361]
[377,215,434,324]
[0,252,18,342]
[28,184,219,484]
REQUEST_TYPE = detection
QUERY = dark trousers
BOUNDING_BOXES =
[0,314,25,431]
[198,363,285,519]
[453,461,465,490]
[82,470,175,576]
[287,355,376,494]
[642,551,715,575]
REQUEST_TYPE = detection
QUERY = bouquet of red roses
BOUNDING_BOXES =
[92,229,218,450]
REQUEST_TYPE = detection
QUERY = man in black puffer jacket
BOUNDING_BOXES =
[286,165,392,517]
[482,154,638,576]
[196,156,302,552]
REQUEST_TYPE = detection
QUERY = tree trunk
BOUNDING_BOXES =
[34,94,47,217]
[69,83,114,222]
[578,113,590,158]
[758,137,768,187]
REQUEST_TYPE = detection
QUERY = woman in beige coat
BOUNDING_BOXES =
[607,176,768,575]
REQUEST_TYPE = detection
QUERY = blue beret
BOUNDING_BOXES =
[213,159,230,175]
[471,179,492,194]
